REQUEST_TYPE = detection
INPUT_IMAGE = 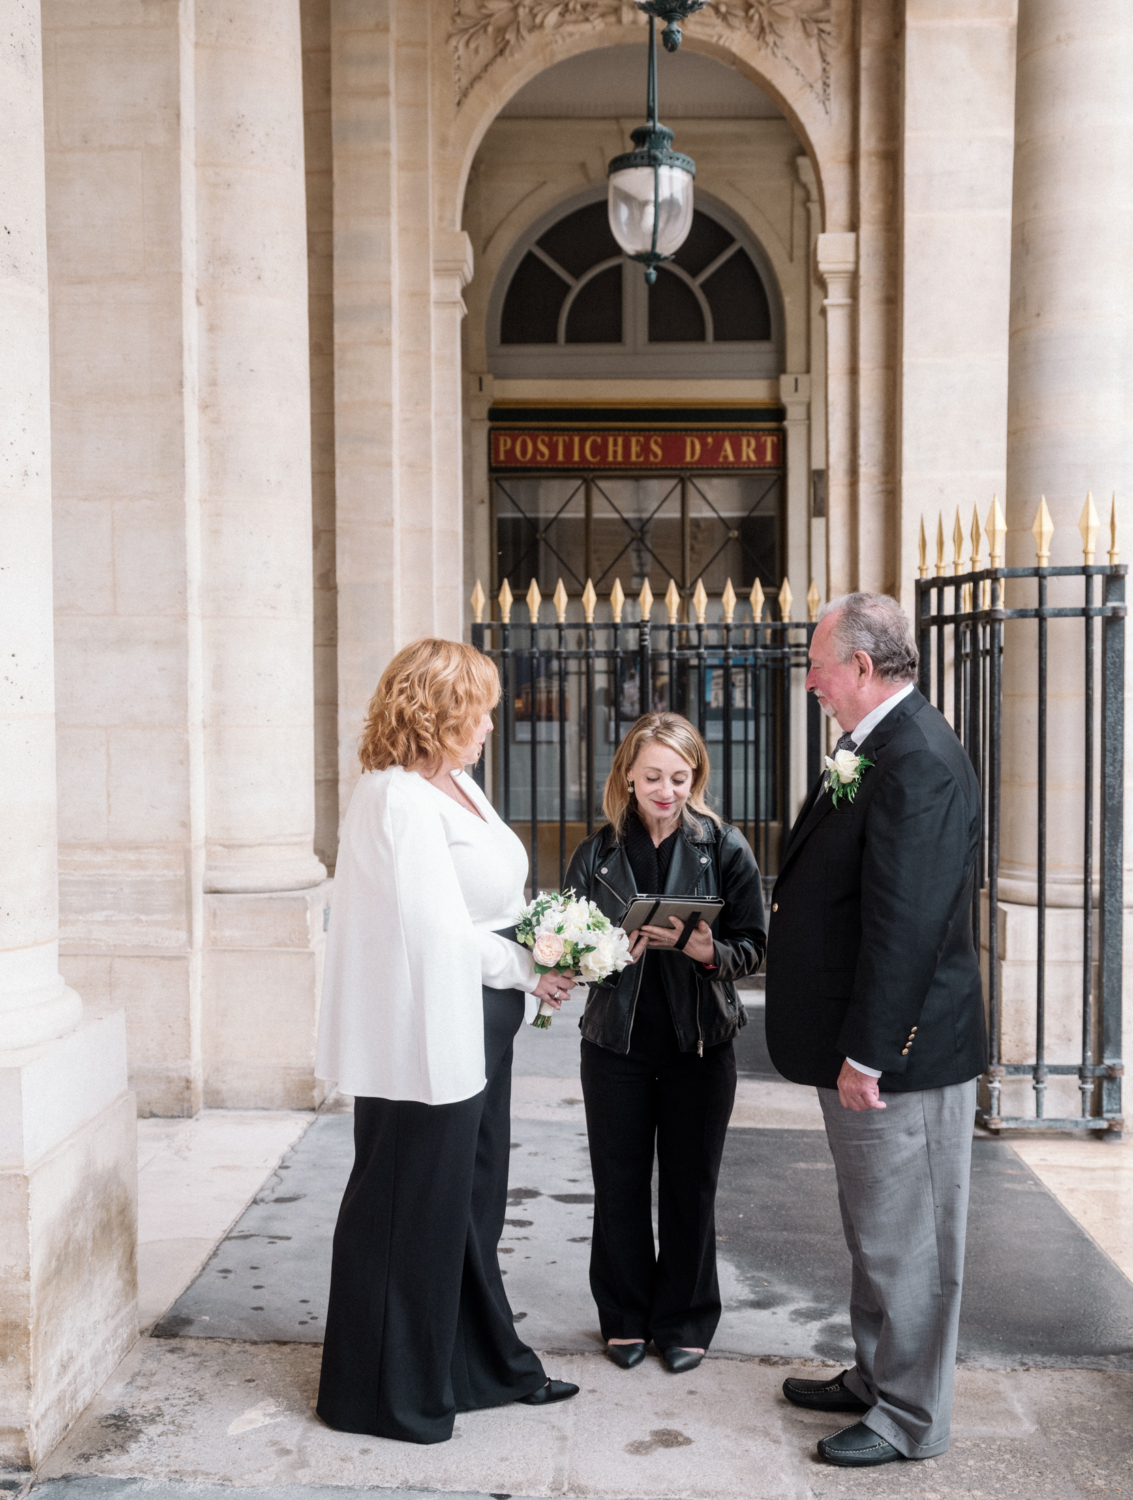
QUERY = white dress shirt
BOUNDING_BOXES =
[315,765,539,1106]
[841,681,915,1080]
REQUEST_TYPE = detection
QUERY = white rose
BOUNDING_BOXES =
[579,928,633,982]
[827,748,860,785]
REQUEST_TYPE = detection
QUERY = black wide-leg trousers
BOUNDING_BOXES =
[317,988,545,1444]
[580,1034,736,1351]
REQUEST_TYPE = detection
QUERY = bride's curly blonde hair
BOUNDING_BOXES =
[359,639,501,775]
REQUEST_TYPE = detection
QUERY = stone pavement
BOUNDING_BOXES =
[11,1002,1133,1500]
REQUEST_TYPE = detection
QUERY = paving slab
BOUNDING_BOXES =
[33,1339,1133,1500]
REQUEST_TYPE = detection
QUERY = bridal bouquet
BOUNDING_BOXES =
[516,890,633,1028]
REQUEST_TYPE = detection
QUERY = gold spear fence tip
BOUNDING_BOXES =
[639,579,654,620]
[692,578,708,624]
[1109,494,1120,565]
[553,578,568,623]
[721,578,737,623]
[665,578,681,623]
[952,507,965,574]
[526,578,542,621]
[750,577,765,622]
[1079,492,1100,564]
[582,578,597,623]
[970,504,982,565]
[779,576,794,621]
[498,578,514,623]
[918,517,928,579]
[470,579,486,624]
[807,579,822,621]
[610,577,625,623]
[986,494,1006,567]
[1032,496,1054,564]
[935,512,946,576]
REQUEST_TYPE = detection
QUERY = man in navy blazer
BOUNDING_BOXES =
[765,593,986,1469]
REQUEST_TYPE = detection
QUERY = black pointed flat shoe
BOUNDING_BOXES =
[517,1378,580,1406]
[605,1341,646,1369]
[817,1421,903,1467]
[782,1369,869,1413]
[661,1347,704,1373]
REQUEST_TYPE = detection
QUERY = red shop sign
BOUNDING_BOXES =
[490,428,782,471]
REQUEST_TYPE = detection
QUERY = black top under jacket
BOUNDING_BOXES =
[566,809,767,1055]
[764,687,988,1091]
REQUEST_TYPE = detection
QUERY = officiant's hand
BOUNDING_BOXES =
[533,970,579,1009]
[640,915,716,965]
[837,1059,887,1111]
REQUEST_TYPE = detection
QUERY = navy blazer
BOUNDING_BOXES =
[764,687,987,1092]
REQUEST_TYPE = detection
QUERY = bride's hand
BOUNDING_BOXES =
[532,970,579,1009]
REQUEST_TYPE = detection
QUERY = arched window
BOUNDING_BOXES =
[490,194,780,379]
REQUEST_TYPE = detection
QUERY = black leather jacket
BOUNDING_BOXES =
[565,816,767,1055]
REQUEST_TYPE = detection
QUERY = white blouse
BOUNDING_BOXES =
[315,765,539,1105]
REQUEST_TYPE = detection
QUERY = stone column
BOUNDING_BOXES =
[1,0,135,1465]
[816,231,857,601]
[195,0,329,1107]
[195,0,326,896]
[997,0,1133,1117]
[897,0,1015,611]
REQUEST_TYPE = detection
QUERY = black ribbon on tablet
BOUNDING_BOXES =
[672,912,701,952]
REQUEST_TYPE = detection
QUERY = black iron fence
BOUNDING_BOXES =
[471,576,820,895]
[915,498,1125,1136]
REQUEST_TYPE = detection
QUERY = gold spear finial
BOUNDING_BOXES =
[582,578,597,623]
[970,504,982,568]
[1032,496,1054,565]
[721,578,737,623]
[553,578,568,623]
[692,578,708,625]
[918,517,928,579]
[526,578,542,622]
[471,579,486,624]
[498,579,513,624]
[1079,492,1100,564]
[1109,494,1120,565]
[665,578,680,624]
[952,507,965,575]
[807,579,822,621]
[935,512,946,576]
[750,578,765,623]
[986,495,1006,567]
[610,578,625,623]
[638,578,654,621]
[779,576,794,620]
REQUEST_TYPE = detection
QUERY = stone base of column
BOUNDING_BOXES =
[0,1011,137,1469]
[981,894,1127,1123]
[202,881,332,1110]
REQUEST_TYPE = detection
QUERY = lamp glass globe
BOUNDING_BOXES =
[607,163,694,259]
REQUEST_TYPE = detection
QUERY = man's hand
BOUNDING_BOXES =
[837,1058,887,1111]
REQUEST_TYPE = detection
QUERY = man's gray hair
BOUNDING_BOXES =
[818,592,919,683]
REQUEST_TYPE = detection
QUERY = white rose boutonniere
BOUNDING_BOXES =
[824,748,875,809]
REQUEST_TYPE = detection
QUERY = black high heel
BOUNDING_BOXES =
[517,1378,580,1405]
[661,1347,704,1373]
[605,1341,647,1369]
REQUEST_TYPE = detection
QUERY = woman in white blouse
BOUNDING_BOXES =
[315,638,580,1444]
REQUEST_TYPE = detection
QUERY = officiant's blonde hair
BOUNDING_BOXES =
[360,638,500,774]
[603,712,720,840]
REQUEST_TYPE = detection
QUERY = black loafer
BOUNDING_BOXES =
[817,1421,903,1467]
[517,1378,580,1406]
[782,1369,869,1413]
[605,1342,646,1369]
[661,1347,704,1373]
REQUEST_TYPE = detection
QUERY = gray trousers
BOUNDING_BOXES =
[817,1077,978,1459]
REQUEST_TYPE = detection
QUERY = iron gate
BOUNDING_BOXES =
[471,577,820,895]
[915,500,1125,1136]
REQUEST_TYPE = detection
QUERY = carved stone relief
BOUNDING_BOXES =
[448,0,834,113]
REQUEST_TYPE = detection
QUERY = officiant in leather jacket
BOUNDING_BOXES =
[566,712,765,1375]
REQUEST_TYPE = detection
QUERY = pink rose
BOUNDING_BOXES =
[532,932,565,967]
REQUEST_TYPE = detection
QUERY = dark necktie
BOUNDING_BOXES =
[835,730,856,753]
